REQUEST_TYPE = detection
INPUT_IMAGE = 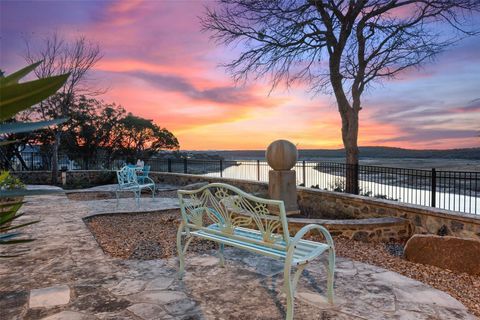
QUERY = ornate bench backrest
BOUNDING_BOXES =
[116,166,138,187]
[178,183,290,247]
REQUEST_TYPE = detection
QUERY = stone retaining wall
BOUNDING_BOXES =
[296,188,480,240]
[288,217,413,242]
[13,170,480,240]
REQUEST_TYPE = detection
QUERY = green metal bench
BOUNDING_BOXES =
[177,183,335,320]
[115,166,155,207]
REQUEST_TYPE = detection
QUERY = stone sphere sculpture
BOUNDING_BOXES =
[266,140,298,171]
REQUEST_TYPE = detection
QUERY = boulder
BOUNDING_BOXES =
[404,234,480,276]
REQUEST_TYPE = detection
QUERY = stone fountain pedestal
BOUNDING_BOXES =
[266,140,299,215]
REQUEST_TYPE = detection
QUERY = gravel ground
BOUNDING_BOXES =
[84,209,216,260]
[84,209,480,317]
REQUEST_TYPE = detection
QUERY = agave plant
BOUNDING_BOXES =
[0,61,69,257]
[0,172,39,257]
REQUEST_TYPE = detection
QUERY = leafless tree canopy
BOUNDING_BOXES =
[23,32,103,183]
[24,32,103,114]
[202,0,479,110]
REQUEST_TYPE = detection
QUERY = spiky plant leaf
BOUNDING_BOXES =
[0,220,39,233]
[0,201,25,209]
[0,212,27,227]
[0,238,36,245]
[0,253,27,258]
[0,73,70,121]
[0,202,23,224]
[0,61,42,87]
[0,118,68,134]
[0,232,22,240]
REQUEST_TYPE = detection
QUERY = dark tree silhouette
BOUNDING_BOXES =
[202,0,480,193]
[23,32,102,183]
[113,113,179,162]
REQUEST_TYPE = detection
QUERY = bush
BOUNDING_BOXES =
[0,171,24,191]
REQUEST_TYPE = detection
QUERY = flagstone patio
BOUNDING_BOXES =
[0,188,475,320]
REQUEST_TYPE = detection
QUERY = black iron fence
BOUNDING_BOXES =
[6,153,480,215]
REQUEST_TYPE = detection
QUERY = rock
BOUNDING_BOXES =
[129,290,187,304]
[108,279,146,296]
[385,242,404,257]
[0,290,29,319]
[29,285,70,308]
[42,311,96,320]
[296,291,331,306]
[127,303,169,319]
[145,277,174,291]
[404,235,480,276]
[164,299,198,315]
[353,231,369,242]
[41,311,95,320]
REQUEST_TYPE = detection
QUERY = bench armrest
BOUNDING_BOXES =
[291,224,335,250]
[142,176,156,185]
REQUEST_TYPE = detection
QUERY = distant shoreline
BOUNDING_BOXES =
[186,146,480,162]
[180,147,479,171]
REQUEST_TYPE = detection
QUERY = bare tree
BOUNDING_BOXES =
[202,0,480,193]
[24,32,102,184]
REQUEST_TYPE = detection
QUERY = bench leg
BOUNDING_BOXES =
[135,191,140,208]
[292,264,307,294]
[327,247,335,304]
[283,258,295,320]
[177,222,185,279]
[218,243,225,267]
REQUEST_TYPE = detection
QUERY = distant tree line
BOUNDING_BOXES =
[2,94,179,169]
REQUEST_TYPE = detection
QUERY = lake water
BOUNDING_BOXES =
[203,161,480,215]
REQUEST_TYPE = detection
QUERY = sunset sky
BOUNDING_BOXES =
[1,1,479,151]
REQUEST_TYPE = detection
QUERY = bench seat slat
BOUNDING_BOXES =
[211,224,323,250]
[191,230,288,260]
[191,224,329,265]
[208,225,320,255]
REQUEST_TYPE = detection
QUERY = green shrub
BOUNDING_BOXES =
[0,171,24,191]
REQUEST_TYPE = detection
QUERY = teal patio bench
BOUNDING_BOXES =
[115,166,155,207]
[177,183,335,320]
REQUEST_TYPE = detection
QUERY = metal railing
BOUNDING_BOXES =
[6,153,479,215]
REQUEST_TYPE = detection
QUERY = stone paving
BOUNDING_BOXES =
[0,187,476,320]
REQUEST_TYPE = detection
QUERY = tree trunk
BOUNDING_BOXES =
[0,148,13,170]
[341,108,360,194]
[14,150,29,170]
[51,131,61,184]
